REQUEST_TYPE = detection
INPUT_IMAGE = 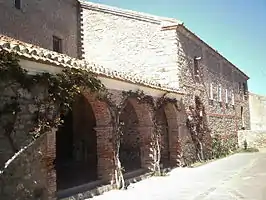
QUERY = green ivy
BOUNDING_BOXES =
[0,50,105,142]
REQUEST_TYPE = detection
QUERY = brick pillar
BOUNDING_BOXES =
[138,126,154,170]
[168,127,181,167]
[45,128,56,200]
[95,125,115,183]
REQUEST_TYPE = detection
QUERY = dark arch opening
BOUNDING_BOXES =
[55,94,98,190]
[119,101,142,173]
[156,107,170,168]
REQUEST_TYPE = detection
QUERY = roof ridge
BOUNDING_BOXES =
[78,0,182,25]
[0,34,183,94]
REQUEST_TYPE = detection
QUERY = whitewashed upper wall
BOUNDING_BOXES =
[80,2,181,89]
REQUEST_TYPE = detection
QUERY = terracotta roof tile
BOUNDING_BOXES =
[0,35,184,94]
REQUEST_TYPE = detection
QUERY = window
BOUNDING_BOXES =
[194,57,200,77]
[231,90,235,105]
[225,89,228,104]
[243,82,247,95]
[238,82,242,93]
[241,106,245,128]
[209,82,214,100]
[53,36,62,53]
[218,84,222,102]
[15,0,21,9]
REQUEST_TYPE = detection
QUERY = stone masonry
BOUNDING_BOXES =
[249,93,266,130]
[0,1,251,200]
[80,0,250,156]
[80,0,181,89]
[238,130,266,149]
[174,25,250,144]
[0,68,184,199]
[0,0,79,58]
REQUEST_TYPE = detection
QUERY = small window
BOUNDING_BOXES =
[194,57,200,77]
[218,84,222,102]
[225,89,228,104]
[53,36,62,53]
[231,90,235,105]
[243,82,247,95]
[209,82,214,100]
[15,0,21,9]
[238,82,242,93]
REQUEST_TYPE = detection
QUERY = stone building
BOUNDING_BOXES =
[80,1,250,144]
[0,0,250,200]
[0,36,185,199]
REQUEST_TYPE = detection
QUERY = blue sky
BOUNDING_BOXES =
[90,0,266,96]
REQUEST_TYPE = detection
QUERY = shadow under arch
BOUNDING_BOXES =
[155,106,170,168]
[163,102,181,167]
[55,92,112,191]
[119,97,153,173]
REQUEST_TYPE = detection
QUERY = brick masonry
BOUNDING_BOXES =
[0,80,184,199]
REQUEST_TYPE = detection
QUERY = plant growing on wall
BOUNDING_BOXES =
[100,89,153,189]
[0,50,105,174]
[186,96,212,162]
[102,89,178,188]
[151,94,178,175]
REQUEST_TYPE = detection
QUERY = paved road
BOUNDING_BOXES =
[90,152,266,200]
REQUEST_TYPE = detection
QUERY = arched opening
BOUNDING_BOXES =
[156,107,170,168]
[55,94,98,190]
[119,101,142,173]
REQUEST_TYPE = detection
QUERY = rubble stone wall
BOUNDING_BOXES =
[249,93,266,130]
[80,3,180,88]
[238,130,266,149]
[0,79,185,200]
[0,0,79,58]
[176,27,250,144]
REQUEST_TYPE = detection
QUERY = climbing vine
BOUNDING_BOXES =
[186,96,212,162]
[101,89,178,189]
[0,50,105,174]
[0,50,180,188]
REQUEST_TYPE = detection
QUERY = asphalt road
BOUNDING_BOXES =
[90,152,266,200]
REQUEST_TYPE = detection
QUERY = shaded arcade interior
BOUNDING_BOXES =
[55,95,98,190]
[119,101,142,173]
[156,107,170,168]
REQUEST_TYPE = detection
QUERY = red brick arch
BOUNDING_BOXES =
[122,97,154,169]
[163,103,181,166]
[164,103,179,130]
[46,91,114,198]
[126,97,154,127]
[83,92,112,127]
